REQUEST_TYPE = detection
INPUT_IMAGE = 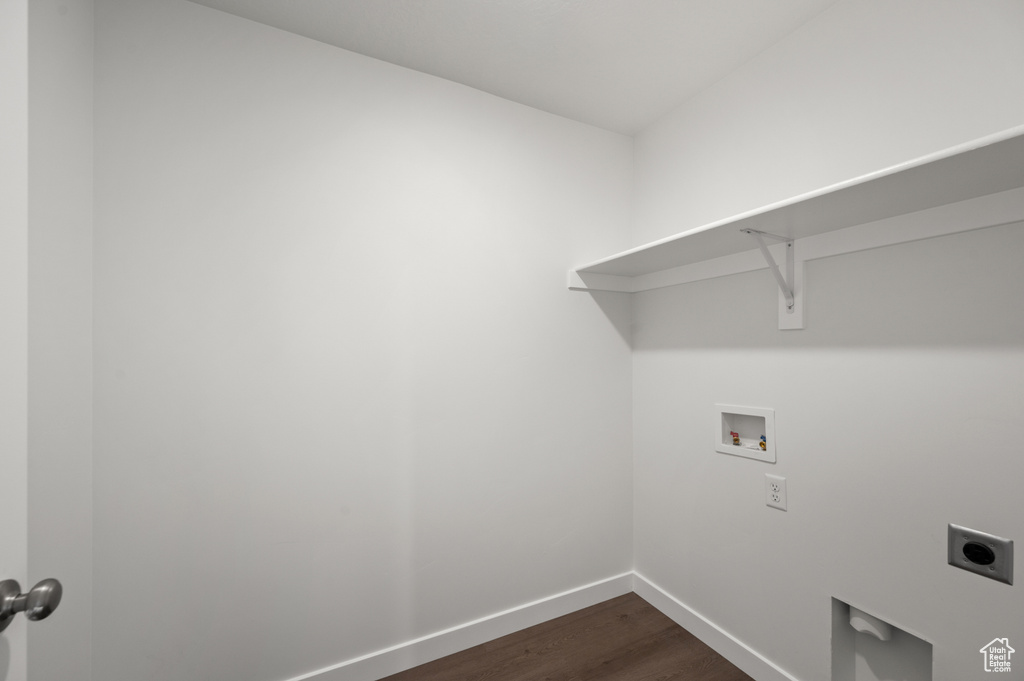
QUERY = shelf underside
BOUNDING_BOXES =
[575,129,1024,279]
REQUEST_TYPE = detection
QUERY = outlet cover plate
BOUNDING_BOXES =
[948,524,1013,585]
[765,474,787,511]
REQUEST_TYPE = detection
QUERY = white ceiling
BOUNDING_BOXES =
[186,0,838,135]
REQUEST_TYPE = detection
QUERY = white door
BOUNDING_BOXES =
[2,1,91,678]
[0,0,30,679]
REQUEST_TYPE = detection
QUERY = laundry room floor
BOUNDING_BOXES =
[380,592,754,681]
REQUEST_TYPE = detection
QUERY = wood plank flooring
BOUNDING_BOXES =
[379,593,754,681]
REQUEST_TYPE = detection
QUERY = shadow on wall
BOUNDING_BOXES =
[624,223,1024,351]
[587,290,633,349]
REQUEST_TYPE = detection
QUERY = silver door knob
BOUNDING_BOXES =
[0,578,62,632]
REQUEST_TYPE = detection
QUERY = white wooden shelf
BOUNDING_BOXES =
[569,126,1024,298]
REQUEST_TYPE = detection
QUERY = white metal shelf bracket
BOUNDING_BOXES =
[743,229,804,330]
[744,229,794,309]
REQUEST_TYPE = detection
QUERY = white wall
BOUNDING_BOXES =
[92,2,633,681]
[631,1,1024,680]
[634,224,1024,681]
[27,2,94,680]
[633,0,1024,246]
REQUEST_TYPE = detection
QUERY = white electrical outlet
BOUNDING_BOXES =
[765,474,787,511]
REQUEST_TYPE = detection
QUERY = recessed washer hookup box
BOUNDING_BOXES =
[715,404,775,463]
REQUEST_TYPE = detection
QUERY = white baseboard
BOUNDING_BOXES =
[282,572,803,681]
[284,572,635,681]
[633,572,801,681]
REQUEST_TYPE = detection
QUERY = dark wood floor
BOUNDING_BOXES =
[380,593,754,681]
